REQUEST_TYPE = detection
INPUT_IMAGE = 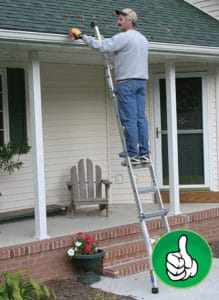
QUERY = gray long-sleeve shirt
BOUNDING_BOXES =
[82,29,148,81]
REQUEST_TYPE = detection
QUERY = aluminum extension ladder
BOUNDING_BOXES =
[91,22,170,294]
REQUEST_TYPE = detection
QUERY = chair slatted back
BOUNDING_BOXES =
[96,165,102,199]
[71,159,102,202]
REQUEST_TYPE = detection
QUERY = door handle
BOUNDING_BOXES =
[156,127,161,138]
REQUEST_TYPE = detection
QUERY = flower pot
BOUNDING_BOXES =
[73,249,105,284]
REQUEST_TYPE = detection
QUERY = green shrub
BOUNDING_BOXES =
[0,270,56,300]
[0,142,31,174]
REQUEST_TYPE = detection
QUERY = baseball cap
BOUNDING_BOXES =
[115,8,138,22]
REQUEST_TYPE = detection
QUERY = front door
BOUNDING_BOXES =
[154,72,209,188]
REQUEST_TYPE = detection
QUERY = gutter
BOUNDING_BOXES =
[0,29,84,47]
[149,41,219,57]
[0,29,219,57]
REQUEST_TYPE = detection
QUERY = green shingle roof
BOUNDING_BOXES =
[0,0,218,47]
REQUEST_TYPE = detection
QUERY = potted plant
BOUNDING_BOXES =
[64,232,105,284]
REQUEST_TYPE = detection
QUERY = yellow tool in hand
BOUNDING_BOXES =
[69,28,82,40]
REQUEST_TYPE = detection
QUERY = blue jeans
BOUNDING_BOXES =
[117,79,149,157]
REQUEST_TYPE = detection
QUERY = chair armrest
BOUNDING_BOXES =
[101,179,112,188]
[66,181,72,191]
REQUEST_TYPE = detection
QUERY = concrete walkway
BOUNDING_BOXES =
[92,258,219,300]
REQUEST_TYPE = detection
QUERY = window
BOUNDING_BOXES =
[7,68,27,145]
[160,77,204,185]
[0,68,27,146]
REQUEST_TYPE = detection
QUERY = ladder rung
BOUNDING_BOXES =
[138,186,157,194]
[140,209,168,220]
[132,163,151,169]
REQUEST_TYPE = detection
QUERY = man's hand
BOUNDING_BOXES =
[69,28,82,40]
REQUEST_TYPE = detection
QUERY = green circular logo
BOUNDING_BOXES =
[152,229,212,288]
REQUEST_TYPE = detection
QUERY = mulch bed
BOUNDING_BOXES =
[47,275,135,300]
[47,241,219,299]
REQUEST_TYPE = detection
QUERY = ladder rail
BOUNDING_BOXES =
[90,22,169,294]
[149,161,170,232]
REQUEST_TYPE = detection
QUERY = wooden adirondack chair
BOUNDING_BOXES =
[67,159,111,217]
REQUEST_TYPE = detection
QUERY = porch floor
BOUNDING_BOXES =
[0,202,219,247]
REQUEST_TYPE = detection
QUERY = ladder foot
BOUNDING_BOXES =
[151,287,159,294]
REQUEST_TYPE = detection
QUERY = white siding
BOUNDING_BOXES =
[0,61,34,212]
[0,61,219,212]
[0,63,109,212]
[184,0,219,20]
[41,64,109,206]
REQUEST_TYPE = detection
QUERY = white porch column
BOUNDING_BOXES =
[28,50,49,240]
[165,62,180,214]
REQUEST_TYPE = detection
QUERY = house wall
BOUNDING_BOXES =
[184,0,219,20]
[149,62,219,192]
[0,61,33,212]
[0,61,218,213]
[41,64,109,206]
[0,63,110,212]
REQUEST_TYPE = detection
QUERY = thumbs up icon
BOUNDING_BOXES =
[166,235,198,281]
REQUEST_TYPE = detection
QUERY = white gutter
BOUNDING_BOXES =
[0,29,219,57]
[149,41,219,57]
[0,29,84,47]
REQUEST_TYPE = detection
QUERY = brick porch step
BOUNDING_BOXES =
[102,238,147,266]
[92,222,163,278]
[102,256,149,278]
[98,235,156,278]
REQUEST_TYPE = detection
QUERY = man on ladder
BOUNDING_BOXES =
[69,8,170,294]
[69,8,150,166]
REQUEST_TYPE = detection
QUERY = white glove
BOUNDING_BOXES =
[166,235,198,281]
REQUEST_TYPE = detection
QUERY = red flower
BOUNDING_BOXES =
[68,232,98,256]
[85,244,92,253]
[84,235,94,243]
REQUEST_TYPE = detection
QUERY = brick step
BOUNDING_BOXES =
[102,238,147,266]
[91,221,167,279]
[93,221,165,249]
[97,231,144,248]
[102,256,149,278]
[95,225,144,247]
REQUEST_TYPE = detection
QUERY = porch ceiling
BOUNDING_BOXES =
[0,38,219,65]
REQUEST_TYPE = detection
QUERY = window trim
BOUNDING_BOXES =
[0,69,10,145]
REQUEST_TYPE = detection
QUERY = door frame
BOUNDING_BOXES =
[153,71,211,189]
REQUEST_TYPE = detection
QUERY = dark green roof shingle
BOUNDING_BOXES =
[0,0,218,47]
